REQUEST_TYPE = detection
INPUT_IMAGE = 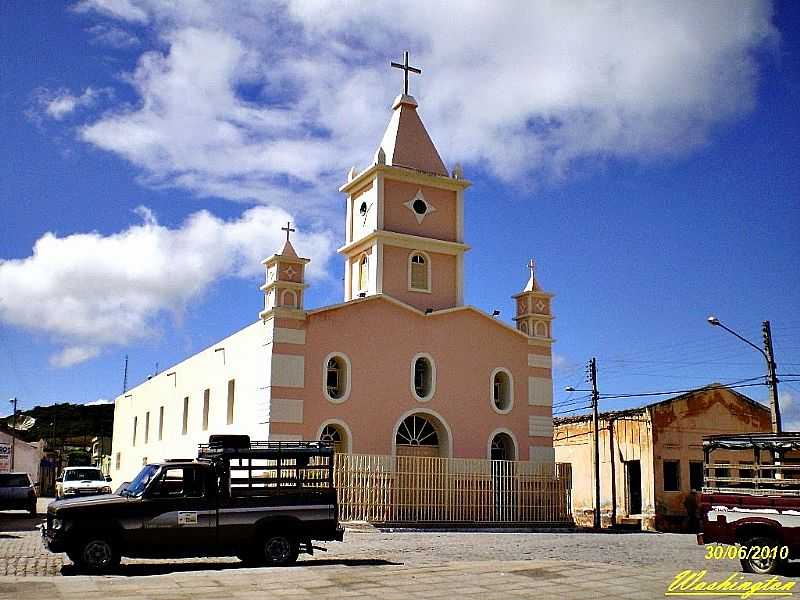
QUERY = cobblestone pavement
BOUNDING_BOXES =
[1,506,797,598]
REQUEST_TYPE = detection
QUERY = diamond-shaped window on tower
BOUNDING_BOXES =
[404,189,437,224]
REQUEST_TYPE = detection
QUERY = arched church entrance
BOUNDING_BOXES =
[395,413,442,458]
[489,431,518,521]
[393,412,450,520]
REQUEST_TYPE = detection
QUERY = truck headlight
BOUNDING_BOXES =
[64,488,77,495]
[101,486,112,494]
[52,518,63,530]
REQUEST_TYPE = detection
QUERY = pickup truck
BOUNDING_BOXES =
[699,432,800,575]
[42,436,344,573]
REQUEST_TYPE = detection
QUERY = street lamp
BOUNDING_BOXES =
[707,315,781,433]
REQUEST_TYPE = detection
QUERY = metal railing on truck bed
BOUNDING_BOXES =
[198,436,335,497]
[703,432,800,497]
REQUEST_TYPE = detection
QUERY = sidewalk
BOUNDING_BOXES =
[0,559,786,600]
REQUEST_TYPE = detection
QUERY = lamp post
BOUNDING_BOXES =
[707,316,781,433]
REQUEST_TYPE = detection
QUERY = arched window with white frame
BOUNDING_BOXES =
[323,353,351,403]
[358,254,369,292]
[281,289,297,307]
[408,251,430,292]
[490,368,514,414]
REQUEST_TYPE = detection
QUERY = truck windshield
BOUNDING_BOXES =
[64,469,104,482]
[123,464,159,497]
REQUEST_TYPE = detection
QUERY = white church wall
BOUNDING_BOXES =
[110,320,270,487]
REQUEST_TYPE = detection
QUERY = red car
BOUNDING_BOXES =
[699,432,800,574]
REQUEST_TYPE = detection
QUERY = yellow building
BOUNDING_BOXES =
[553,384,771,531]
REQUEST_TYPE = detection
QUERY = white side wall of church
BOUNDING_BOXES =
[110,320,270,487]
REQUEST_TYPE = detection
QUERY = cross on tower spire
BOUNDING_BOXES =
[281,221,295,243]
[528,258,536,281]
[391,50,422,96]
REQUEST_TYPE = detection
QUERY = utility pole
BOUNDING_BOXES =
[762,321,782,433]
[8,397,17,471]
[122,354,129,394]
[589,358,601,529]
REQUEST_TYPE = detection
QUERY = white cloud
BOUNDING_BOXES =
[86,398,113,405]
[87,24,139,48]
[0,206,333,367]
[51,346,101,368]
[35,87,108,120]
[69,0,776,201]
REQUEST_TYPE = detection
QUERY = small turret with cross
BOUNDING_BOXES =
[259,221,310,321]
[512,258,555,341]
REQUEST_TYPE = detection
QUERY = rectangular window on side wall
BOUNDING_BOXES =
[227,379,235,425]
[182,397,189,435]
[115,453,121,470]
[144,411,150,444]
[132,416,138,446]
[158,406,164,441]
[689,461,703,492]
[663,460,680,492]
[202,389,210,431]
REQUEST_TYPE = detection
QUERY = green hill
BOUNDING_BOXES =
[1,402,114,445]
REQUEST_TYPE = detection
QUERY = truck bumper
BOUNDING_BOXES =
[41,527,68,553]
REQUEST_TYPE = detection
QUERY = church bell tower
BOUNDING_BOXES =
[513,259,555,341]
[338,52,471,312]
[259,222,309,321]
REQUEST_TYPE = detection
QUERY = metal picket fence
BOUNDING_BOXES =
[333,453,572,524]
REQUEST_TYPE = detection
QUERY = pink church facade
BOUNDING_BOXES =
[260,92,556,463]
[110,86,557,484]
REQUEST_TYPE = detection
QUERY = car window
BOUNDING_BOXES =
[64,469,104,481]
[0,474,30,487]
[125,464,159,496]
[150,467,206,499]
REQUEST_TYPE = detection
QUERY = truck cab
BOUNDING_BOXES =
[699,432,800,574]
[42,436,344,573]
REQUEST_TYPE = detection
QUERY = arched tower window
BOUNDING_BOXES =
[535,321,547,337]
[409,252,430,291]
[519,321,528,334]
[281,289,297,307]
[490,368,514,414]
[358,254,369,292]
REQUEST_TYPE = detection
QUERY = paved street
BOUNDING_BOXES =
[0,504,797,598]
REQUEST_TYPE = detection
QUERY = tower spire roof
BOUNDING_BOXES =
[377,51,448,177]
[524,258,538,291]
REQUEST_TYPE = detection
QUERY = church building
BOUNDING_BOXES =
[110,59,556,485]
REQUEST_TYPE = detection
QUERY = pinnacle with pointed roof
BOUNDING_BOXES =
[377,94,448,177]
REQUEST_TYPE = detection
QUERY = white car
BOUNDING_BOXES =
[55,467,112,500]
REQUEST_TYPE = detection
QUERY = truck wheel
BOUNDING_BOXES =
[740,537,786,575]
[73,537,120,574]
[262,535,298,566]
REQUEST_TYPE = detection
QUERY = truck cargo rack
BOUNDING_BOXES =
[702,432,800,497]
[198,436,335,496]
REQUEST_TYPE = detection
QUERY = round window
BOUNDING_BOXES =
[412,198,427,215]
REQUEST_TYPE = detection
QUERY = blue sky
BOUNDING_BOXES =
[1,1,799,423]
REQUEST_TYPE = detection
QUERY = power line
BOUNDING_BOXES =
[598,381,767,401]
